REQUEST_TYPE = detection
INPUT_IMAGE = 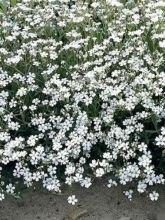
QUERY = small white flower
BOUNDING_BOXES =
[124,189,133,200]
[107,179,117,188]
[159,40,165,48]
[0,192,5,201]
[106,0,123,7]
[91,2,100,8]
[95,168,105,177]
[6,183,15,194]
[67,195,78,205]
[149,191,159,201]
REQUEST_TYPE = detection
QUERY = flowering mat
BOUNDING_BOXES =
[0,0,165,206]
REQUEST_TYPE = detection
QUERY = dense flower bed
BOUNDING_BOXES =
[0,0,165,204]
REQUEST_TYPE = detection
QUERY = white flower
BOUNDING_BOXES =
[67,195,78,205]
[8,121,20,131]
[6,184,15,194]
[137,181,147,193]
[107,179,117,188]
[0,192,5,201]
[124,189,133,200]
[159,40,165,48]
[91,2,100,8]
[80,177,92,188]
[16,87,27,97]
[138,154,151,167]
[95,168,105,177]
[27,135,38,146]
[149,191,159,201]
[106,0,123,7]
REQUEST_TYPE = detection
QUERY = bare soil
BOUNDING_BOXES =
[0,179,165,220]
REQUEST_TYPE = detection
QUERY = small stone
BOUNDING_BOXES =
[66,207,88,220]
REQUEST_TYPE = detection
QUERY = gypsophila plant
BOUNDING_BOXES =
[0,0,165,203]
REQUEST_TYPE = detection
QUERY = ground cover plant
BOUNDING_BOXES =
[0,0,165,204]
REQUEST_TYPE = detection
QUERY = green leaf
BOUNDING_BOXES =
[151,114,159,133]
[11,0,17,7]
[145,130,160,134]
[13,192,22,199]
[146,25,154,53]
[0,0,8,13]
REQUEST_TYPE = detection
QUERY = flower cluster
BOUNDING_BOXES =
[0,0,165,203]
[156,127,165,148]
